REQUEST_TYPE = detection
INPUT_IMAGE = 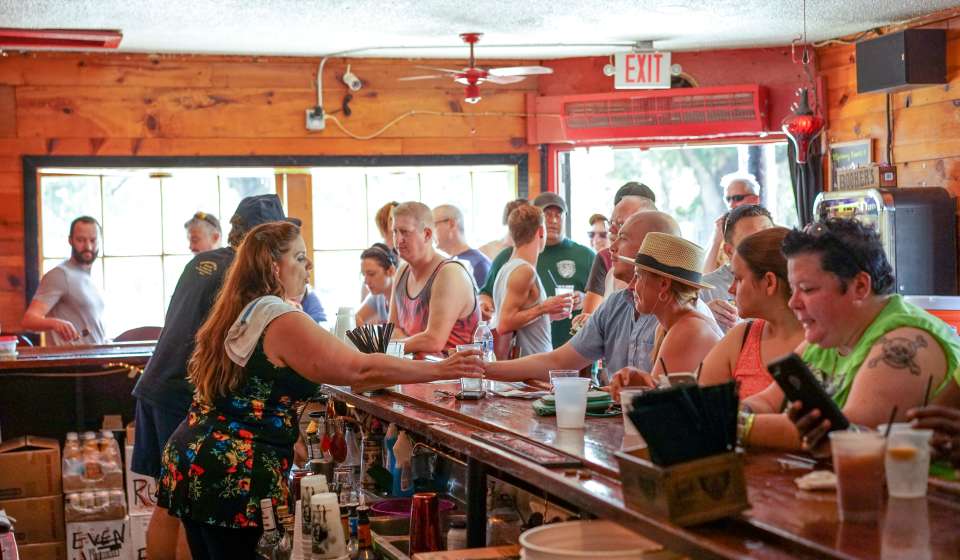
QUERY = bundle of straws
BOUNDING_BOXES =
[345,323,395,354]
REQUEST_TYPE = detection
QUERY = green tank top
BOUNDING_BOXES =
[802,294,960,408]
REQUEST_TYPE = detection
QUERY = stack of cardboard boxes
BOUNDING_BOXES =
[63,430,133,560]
[125,423,155,560]
[0,436,66,560]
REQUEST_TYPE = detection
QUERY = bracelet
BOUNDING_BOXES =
[737,410,756,448]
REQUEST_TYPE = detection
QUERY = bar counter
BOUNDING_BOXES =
[0,342,156,439]
[324,381,960,560]
[0,341,155,373]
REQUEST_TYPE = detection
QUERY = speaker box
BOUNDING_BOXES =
[856,29,946,94]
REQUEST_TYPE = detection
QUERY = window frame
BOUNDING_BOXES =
[22,154,529,303]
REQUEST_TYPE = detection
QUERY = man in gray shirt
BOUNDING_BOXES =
[23,216,106,345]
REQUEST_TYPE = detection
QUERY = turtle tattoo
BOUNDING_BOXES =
[868,335,927,375]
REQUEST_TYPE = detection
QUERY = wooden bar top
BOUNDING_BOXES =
[325,381,960,560]
[0,341,155,372]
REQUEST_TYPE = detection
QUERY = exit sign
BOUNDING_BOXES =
[615,52,671,89]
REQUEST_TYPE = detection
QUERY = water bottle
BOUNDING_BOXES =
[472,321,495,362]
[333,307,355,344]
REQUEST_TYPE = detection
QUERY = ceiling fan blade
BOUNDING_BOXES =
[487,65,554,77]
[414,65,466,75]
[484,75,526,85]
[398,75,447,81]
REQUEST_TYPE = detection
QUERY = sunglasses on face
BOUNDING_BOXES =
[588,231,609,240]
[725,194,753,204]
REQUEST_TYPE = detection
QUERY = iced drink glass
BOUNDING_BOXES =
[552,377,590,429]
[829,431,886,522]
[884,428,932,498]
[619,389,648,449]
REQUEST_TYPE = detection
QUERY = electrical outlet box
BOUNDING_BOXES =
[305,107,325,131]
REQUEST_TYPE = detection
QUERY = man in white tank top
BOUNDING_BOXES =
[491,205,573,356]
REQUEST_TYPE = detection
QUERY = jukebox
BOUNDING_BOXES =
[812,187,958,295]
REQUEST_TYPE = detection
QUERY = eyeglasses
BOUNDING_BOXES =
[587,231,609,240]
[725,194,754,204]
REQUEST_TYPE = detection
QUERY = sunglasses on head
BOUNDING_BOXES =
[725,194,753,204]
[587,231,609,240]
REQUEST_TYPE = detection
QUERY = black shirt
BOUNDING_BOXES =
[132,247,235,413]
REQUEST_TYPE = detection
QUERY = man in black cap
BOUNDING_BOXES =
[130,194,292,558]
[480,192,594,348]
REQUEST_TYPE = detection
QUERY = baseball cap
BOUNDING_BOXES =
[231,194,295,229]
[532,192,567,213]
[614,182,656,205]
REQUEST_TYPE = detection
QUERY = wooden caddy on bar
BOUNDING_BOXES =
[615,447,749,526]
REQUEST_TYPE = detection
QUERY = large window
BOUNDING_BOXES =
[39,169,274,338]
[310,165,518,324]
[563,143,797,249]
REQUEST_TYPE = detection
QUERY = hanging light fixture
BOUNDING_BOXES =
[781,0,825,164]
[782,88,824,164]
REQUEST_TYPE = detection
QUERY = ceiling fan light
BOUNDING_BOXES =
[464,83,482,103]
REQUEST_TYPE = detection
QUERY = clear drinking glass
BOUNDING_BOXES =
[456,343,484,392]
[829,431,886,523]
[619,388,648,449]
[884,428,932,498]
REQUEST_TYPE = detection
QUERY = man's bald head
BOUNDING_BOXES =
[611,211,681,283]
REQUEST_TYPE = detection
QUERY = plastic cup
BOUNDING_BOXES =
[549,369,581,388]
[619,389,648,449]
[456,343,484,391]
[553,377,590,429]
[387,341,406,358]
[883,428,932,498]
[553,285,575,318]
[829,431,886,523]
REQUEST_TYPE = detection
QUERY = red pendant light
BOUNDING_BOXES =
[782,87,824,164]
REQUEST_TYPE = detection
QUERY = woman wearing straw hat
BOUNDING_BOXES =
[607,232,722,399]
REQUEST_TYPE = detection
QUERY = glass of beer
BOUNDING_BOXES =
[829,431,886,522]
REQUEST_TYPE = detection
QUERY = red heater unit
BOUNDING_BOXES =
[527,84,769,145]
[0,28,122,49]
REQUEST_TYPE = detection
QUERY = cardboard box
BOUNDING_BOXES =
[124,444,157,515]
[0,495,64,544]
[67,518,132,560]
[129,512,150,560]
[0,436,62,499]
[17,542,67,560]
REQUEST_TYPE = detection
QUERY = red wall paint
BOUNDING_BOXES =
[538,47,813,128]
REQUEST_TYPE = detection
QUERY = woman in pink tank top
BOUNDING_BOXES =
[699,228,804,399]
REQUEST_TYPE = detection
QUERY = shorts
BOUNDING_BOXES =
[131,398,186,479]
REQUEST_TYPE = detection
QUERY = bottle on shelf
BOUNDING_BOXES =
[62,432,83,477]
[256,498,282,560]
[352,504,380,559]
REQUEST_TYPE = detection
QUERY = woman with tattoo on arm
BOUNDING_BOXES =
[739,220,960,455]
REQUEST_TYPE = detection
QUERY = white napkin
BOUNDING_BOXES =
[224,295,301,366]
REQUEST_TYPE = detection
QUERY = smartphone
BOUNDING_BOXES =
[767,353,850,431]
[456,390,485,400]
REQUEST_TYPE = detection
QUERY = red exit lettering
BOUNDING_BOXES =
[624,53,664,84]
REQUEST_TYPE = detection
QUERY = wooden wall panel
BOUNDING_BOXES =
[0,52,538,331]
[820,19,960,195]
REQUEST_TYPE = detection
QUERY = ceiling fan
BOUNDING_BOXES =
[399,33,553,103]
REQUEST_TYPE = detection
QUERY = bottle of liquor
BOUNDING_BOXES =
[353,505,380,560]
[256,498,282,559]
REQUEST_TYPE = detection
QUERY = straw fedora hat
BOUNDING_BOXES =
[616,232,713,290]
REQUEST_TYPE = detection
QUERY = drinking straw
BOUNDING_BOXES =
[659,357,669,374]
[546,268,560,289]
[694,362,703,381]
[883,406,899,438]
[922,375,933,407]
